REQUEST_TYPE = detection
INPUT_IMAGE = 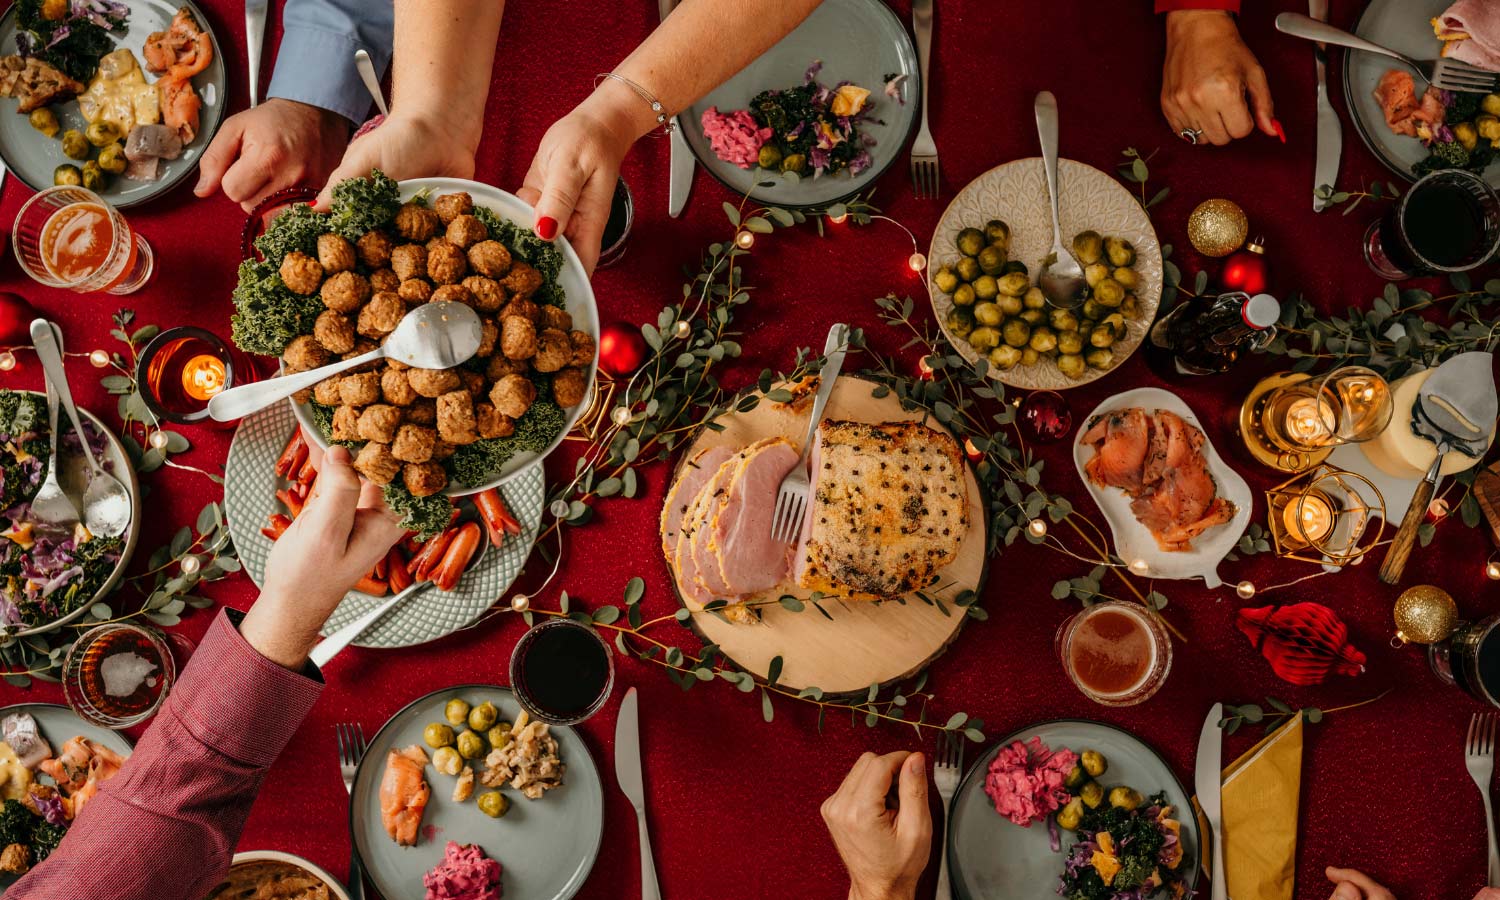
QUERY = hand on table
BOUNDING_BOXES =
[1161,10,1278,146]
[239,444,404,670]
[315,111,478,209]
[194,99,352,213]
[1325,867,1395,900]
[821,751,931,900]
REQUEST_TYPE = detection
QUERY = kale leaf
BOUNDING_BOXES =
[253,203,330,268]
[16,0,126,83]
[470,206,567,307]
[381,486,454,540]
[328,169,401,241]
[28,820,65,863]
[447,401,566,489]
[0,799,35,850]
[230,259,324,357]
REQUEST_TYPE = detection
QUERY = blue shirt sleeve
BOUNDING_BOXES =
[265,0,394,125]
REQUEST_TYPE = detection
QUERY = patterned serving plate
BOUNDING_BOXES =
[926,158,1163,391]
[223,402,544,649]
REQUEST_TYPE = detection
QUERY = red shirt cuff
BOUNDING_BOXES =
[1156,0,1240,11]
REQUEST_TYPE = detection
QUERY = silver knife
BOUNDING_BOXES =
[659,0,694,217]
[246,0,269,107]
[1196,703,1228,900]
[1310,0,1341,212]
[615,688,662,900]
[0,155,9,196]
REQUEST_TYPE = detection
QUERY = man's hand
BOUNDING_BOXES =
[1325,867,1395,900]
[195,98,351,212]
[1162,10,1277,146]
[821,751,931,900]
[314,111,479,209]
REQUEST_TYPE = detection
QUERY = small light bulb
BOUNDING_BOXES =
[549,499,570,519]
[149,430,170,450]
[611,406,632,426]
[1027,519,1048,539]
[962,437,982,462]
[0,352,16,372]
[1129,559,1150,576]
[1427,498,1450,521]
[829,211,848,225]
[510,593,531,612]
[908,252,927,272]
[88,349,110,368]
[734,230,755,250]
[673,320,691,339]
[180,555,200,575]
[1487,562,1500,581]
[1235,580,1256,600]
[917,356,935,379]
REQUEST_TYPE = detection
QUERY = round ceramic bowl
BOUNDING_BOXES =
[223,850,351,900]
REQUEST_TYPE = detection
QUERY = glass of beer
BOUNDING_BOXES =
[1057,601,1172,706]
[12,187,154,294]
[62,622,180,728]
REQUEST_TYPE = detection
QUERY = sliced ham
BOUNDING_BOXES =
[1438,0,1500,71]
[660,446,734,556]
[709,438,799,595]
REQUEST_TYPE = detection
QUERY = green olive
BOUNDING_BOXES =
[1094,279,1125,308]
[1072,230,1104,265]
[96,142,127,175]
[967,326,1000,353]
[1112,267,1139,292]
[60,129,88,160]
[984,219,1011,250]
[780,153,807,174]
[1057,796,1085,831]
[1049,309,1079,333]
[972,274,999,302]
[947,308,976,339]
[997,272,1030,298]
[52,163,82,187]
[989,344,1023,371]
[997,294,1023,317]
[476,790,510,818]
[1086,348,1115,370]
[487,723,513,751]
[1084,262,1110,289]
[1109,786,1144,811]
[932,265,959,295]
[1105,237,1136,268]
[456,730,485,760]
[973,302,1003,327]
[977,245,1006,276]
[424,723,456,749]
[28,108,58,137]
[80,160,106,192]
[1081,751,1107,778]
[1080,780,1104,809]
[1057,353,1087,380]
[1022,287,1048,310]
[1002,319,1031,348]
[445,698,472,728]
[1057,330,1084,355]
[955,256,982,282]
[952,283,976,307]
[468,701,498,732]
[1028,327,1058,354]
[757,144,783,169]
[955,227,986,257]
[84,121,120,148]
[432,746,463,776]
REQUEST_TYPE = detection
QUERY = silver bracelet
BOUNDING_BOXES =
[595,72,675,135]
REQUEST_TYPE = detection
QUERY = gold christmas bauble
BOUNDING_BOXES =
[1393,584,1458,645]
[1187,199,1249,258]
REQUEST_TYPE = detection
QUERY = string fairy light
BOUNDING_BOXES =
[1235,580,1256,599]
[1487,550,1500,581]
[180,555,200,575]
[734,230,755,250]
[1027,518,1048,539]
[149,430,170,450]
[88,349,110,368]
[0,352,15,372]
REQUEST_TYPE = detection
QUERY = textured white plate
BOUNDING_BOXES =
[1072,388,1250,589]
[926,158,1163,390]
[223,402,544,649]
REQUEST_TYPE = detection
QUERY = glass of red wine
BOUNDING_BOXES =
[1364,169,1500,280]
[509,618,615,725]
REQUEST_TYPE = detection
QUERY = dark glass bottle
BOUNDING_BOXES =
[1146,291,1280,376]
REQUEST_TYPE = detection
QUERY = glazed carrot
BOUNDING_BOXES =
[296,452,318,486]
[274,431,306,478]
[259,513,292,542]
[409,528,456,581]
[400,534,422,556]
[275,488,304,518]
[387,548,414,593]
[374,553,389,580]
[474,488,521,545]
[432,522,482,591]
[353,574,388,596]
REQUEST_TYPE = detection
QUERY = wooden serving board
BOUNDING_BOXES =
[663,375,988,696]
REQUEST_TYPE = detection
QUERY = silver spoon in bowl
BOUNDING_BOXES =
[208,301,483,422]
[1034,91,1087,310]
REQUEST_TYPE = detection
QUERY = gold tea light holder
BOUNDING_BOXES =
[1265,464,1386,567]
[566,375,619,443]
[1239,372,1332,473]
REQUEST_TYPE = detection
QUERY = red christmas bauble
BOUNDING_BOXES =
[0,293,37,344]
[598,321,648,376]
[1220,238,1270,295]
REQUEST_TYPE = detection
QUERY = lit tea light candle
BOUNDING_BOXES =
[1284,397,1335,445]
[1282,491,1335,544]
[179,353,227,401]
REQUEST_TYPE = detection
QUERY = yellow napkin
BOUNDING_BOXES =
[1194,714,1304,900]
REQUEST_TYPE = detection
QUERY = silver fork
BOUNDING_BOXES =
[336,723,369,900]
[934,734,964,900]
[770,323,850,543]
[1469,713,1500,887]
[1277,13,1499,94]
[909,0,939,199]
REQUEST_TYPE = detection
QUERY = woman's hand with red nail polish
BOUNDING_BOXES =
[1161,11,1277,147]
[315,111,479,210]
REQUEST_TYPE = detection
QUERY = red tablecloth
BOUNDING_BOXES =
[0,1,1496,897]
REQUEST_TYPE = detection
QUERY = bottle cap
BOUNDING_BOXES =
[1242,293,1280,330]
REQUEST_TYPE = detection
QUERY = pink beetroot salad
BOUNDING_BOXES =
[699,107,771,169]
[982,737,1078,827]
[423,842,503,900]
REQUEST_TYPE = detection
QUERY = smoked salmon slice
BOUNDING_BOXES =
[380,745,431,847]
[1082,409,1151,496]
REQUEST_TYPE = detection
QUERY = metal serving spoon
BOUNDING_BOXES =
[208,301,483,422]
[28,324,79,530]
[29,320,131,539]
[1034,91,1087,310]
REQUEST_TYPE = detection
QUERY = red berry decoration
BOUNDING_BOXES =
[0,293,37,344]
[1219,237,1270,295]
[597,321,648,377]
[1018,390,1072,444]
[1236,602,1365,686]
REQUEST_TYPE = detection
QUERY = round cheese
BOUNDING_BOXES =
[1359,369,1495,479]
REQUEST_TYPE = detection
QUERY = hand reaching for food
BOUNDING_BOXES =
[195,99,352,213]
[1324,867,1396,900]
[314,111,479,210]
[822,751,931,900]
[1160,10,1278,146]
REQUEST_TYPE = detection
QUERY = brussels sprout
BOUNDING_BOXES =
[1480,114,1500,142]
[1093,278,1125,308]
[1078,319,1095,335]
[1000,260,1029,278]
[1112,267,1139,292]
[424,722,456,749]
[1057,353,1087,380]
[445,698,472,727]
[933,265,959,295]
[1080,780,1104,809]
[1105,237,1136,268]
[52,164,82,186]
[477,790,510,818]
[946,307,976,339]
[989,344,1023,371]
[1081,298,1107,322]
[977,245,1006,276]
[1021,348,1041,366]
[973,302,1003,327]
[1057,796,1085,831]
[1022,286,1048,310]
[967,326,1000,353]
[1457,121,1480,152]
[96,142,127,175]
[1028,327,1057,354]
[1121,296,1141,319]
[1072,231,1104,265]
[1100,313,1127,338]
[1484,94,1500,118]
[456,730,485,760]
[996,272,1030,297]
[487,723,512,751]
[1081,750,1107,778]
[984,219,1011,249]
[1002,319,1031,348]
[1064,765,1087,791]
[1086,348,1115,370]
[972,274,999,302]
[468,701,499,732]
[952,283,976,307]
[60,129,88,160]
[1089,324,1117,349]
[1084,262,1110,289]
[1057,330,1084,356]
[956,256,982,282]
[757,144,783,169]
[85,121,120,148]
[956,227,986,257]
[1019,309,1046,326]
[432,746,463,776]
[28,108,59,137]
[80,160,106,192]
[780,153,807,173]
[997,294,1023,316]
[1049,309,1079,333]
[1109,786,1144,811]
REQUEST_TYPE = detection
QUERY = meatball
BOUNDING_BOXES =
[408,367,462,398]
[357,230,395,269]
[568,330,596,367]
[499,297,540,323]
[428,242,467,284]
[317,233,356,273]
[342,340,382,373]
[398,279,432,305]
[533,328,570,373]
[358,291,406,338]
[540,306,573,332]
[462,276,505,312]
[391,244,427,282]
[437,390,478,445]
[501,316,537,360]
[279,252,323,295]
[490,373,536,419]
[382,368,417,406]
[431,283,475,308]
[312,375,343,406]
[446,214,488,249]
[321,270,371,313]
[291,386,314,405]
[467,240,511,278]
[460,369,487,399]
[331,405,360,441]
[355,404,401,443]
[369,268,400,292]
[434,192,473,225]
[430,439,457,461]
[313,310,356,354]
[353,441,401,485]
[501,261,543,298]
[339,371,382,406]
[476,318,499,358]
[282,334,329,372]
[552,366,588,408]
[487,354,526,380]
[403,462,448,498]
[407,399,437,425]
[392,424,437,463]
[395,202,442,242]
[476,402,515,439]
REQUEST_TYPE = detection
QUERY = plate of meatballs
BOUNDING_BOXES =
[260,176,599,509]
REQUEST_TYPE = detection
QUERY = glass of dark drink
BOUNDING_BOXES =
[1365,169,1500,280]
[1431,614,1500,707]
[62,622,179,728]
[595,177,635,270]
[1056,601,1172,707]
[509,618,615,725]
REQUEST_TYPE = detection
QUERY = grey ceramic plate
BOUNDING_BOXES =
[0,702,134,890]
[1342,0,1500,185]
[350,685,604,900]
[222,401,545,649]
[678,0,919,210]
[0,0,226,206]
[947,719,1200,900]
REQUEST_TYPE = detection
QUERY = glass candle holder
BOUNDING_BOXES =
[596,177,634,269]
[1265,464,1385,566]
[1258,366,1393,470]
[1056,601,1172,707]
[13,187,153,294]
[509,617,615,725]
[136,327,255,426]
[62,622,179,728]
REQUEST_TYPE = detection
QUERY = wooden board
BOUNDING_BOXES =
[663,375,988,695]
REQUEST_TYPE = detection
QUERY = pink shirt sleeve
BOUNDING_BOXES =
[1156,0,1241,11]
[6,608,323,900]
